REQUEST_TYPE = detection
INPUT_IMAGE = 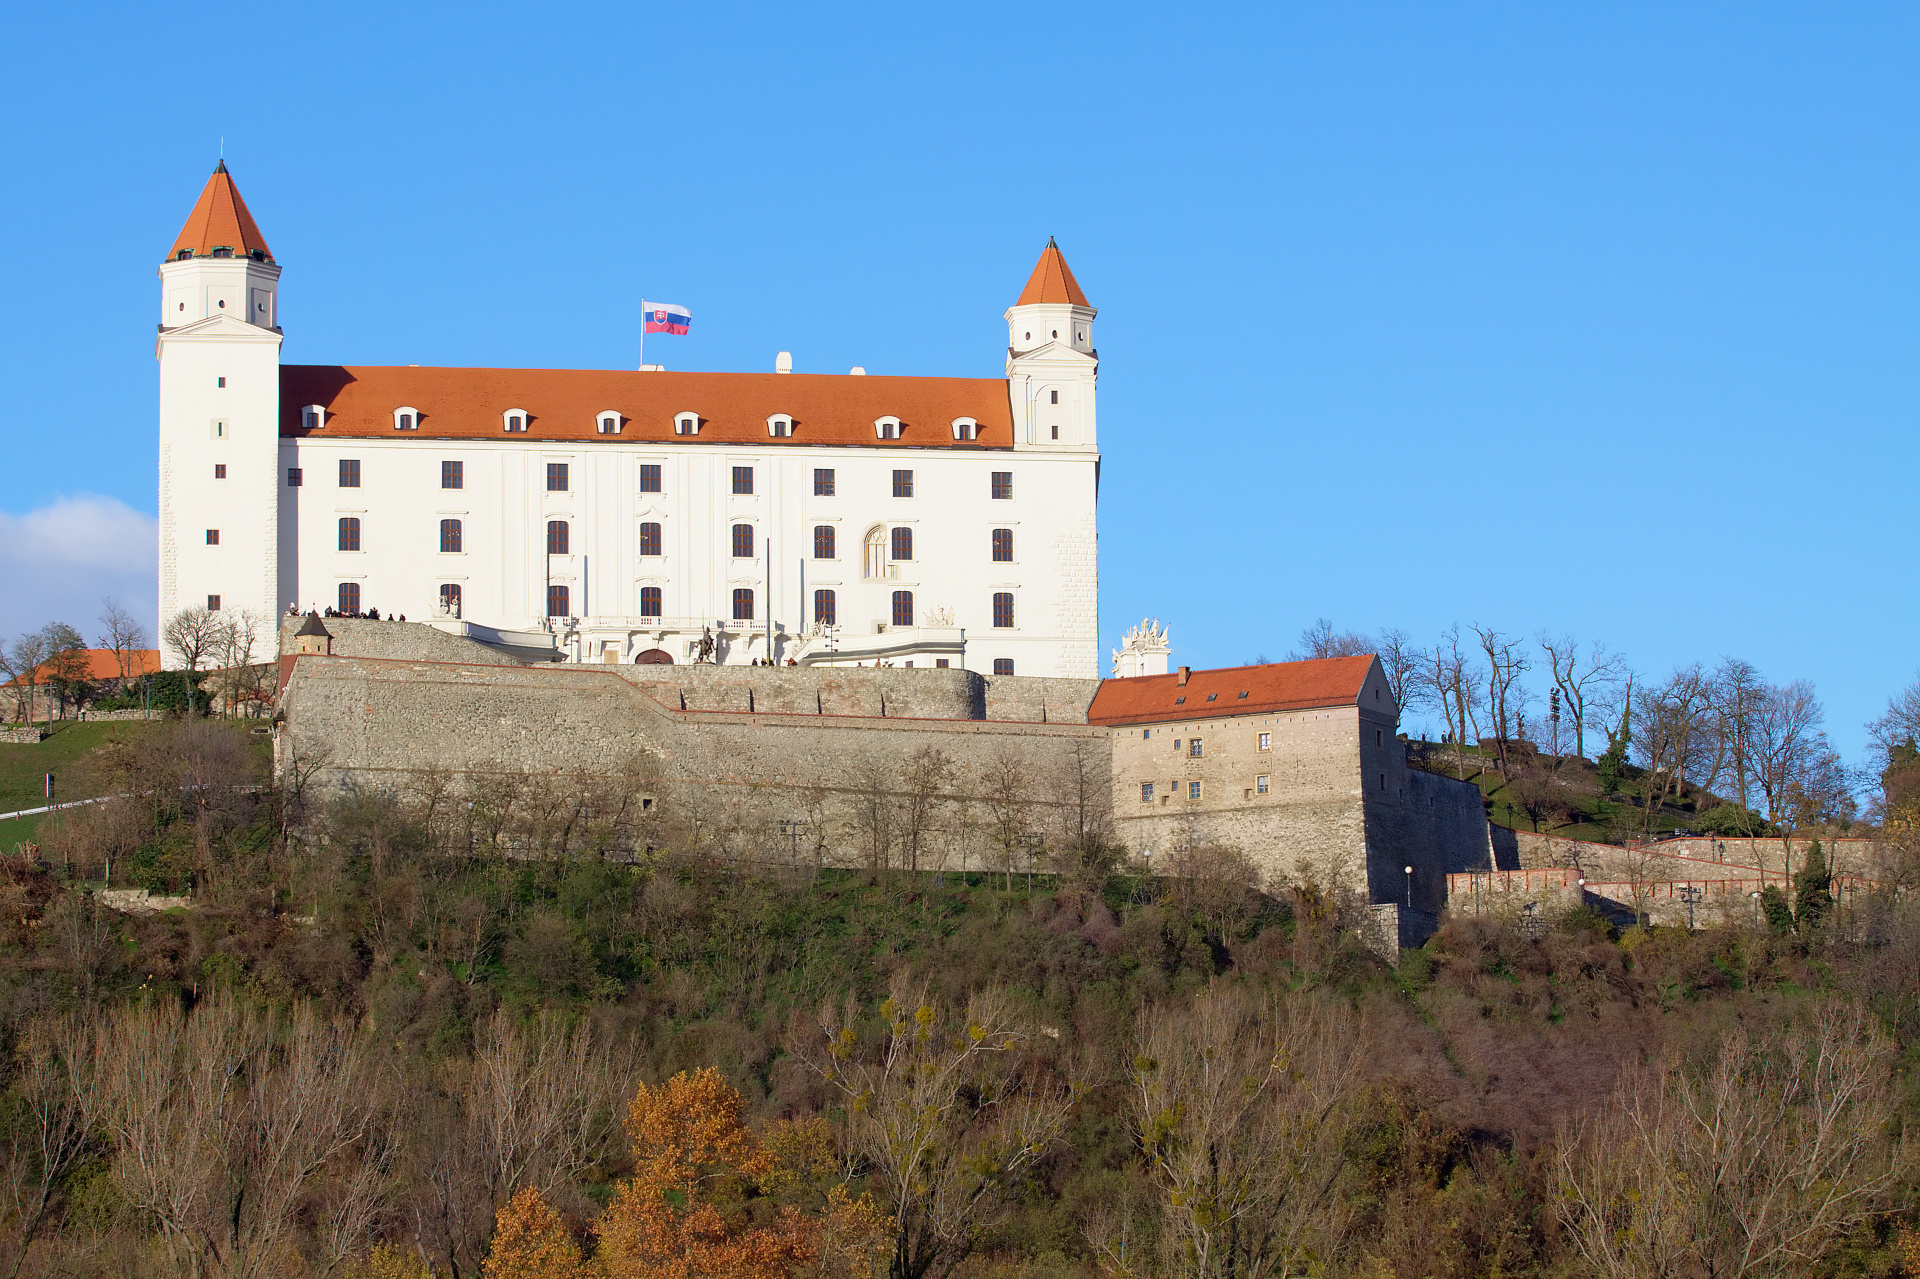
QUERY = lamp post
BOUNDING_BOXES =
[1679,883,1702,932]
[1404,865,1413,909]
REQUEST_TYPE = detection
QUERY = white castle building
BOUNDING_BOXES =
[157,163,1101,674]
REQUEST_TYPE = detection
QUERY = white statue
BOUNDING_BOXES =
[1111,618,1172,678]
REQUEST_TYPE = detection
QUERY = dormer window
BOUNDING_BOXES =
[211,247,233,259]
[596,410,622,435]
[301,404,326,431]
[951,417,980,441]
[767,414,794,438]
[874,416,901,440]
[674,412,700,436]
[393,406,420,431]
[503,408,528,432]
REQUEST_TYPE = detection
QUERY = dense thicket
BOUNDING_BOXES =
[0,721,1917,1278]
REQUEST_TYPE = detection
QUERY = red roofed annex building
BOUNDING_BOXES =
[158,163,1100,674]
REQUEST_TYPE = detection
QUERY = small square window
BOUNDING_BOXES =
[1188,781,1202,800]
[1206,693,1217,702]
[1189,739,1203,758]
[339,459,360,488]
[1174,695,1186,705]
[640,464,662,493]
[1257,775,1270,795]
[1173,740,1181,751]
[213,464,226,479]
[993,658,1014,676]
[935,658,950,668]
[205,529,219,545]
[546,462,568,492]
[217,377,226,388]
[207,594,221,611]
[442,460,463,490]
[991,471,1012,500]
[1258,732,1271,751]
[892,469,913,498]
[814,468,835,497]
[1237,691,1248,699]
[287,468,302,487]
[732,466,754,495]
[1141,783,1155,803]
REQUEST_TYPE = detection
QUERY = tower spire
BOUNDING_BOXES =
[166,162,272,263]
[1016,238,1091,307]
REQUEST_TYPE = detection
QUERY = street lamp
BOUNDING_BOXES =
[1404,865,1413,909]
[1678,883,1702,932]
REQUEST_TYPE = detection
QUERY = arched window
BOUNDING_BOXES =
[640,586,662,618]
[674,411,700,436]
[502,408,528,432]
[767,414,794,437]
[393,406,420,431]
[891,591,914,627]
[596,410,622,435]
[301,404,327,431]
[992,528,1012,562]
[547,585,569,618]
[890,526,913,561]
[863,526,887,579]
[338,583,360,614]
[993,592,1014,628]
[951,417,980,440]
[338,517,360,552]
[874,416,901,440]
[813,525,835,559]
[732,588,754,621]
[439,518,462,553]
[639,522,662,556]
[546,520,569,556]
[731,524,754,558]
[814,588,836,626]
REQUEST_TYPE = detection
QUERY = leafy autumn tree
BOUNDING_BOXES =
[483,1186,585,1279]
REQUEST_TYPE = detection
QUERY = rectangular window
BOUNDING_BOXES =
[814,468,835,496]
[1257,775,1270,795]
[640,463,662,493]
[732,466,754,495]
[205,529,219,545]
[1141,783,1154,803]
[732,588,754,621]
[439,518,462,553]
[1173,740,1181,752]
[992,528,1013,562]
[546,462,568,492]
[1380,773,1388,791]
[207,594,221,611]
[814,588,836,626]
[639,522,662,556]
[731,524,754,558]
[891,590,914,627]
[991,471,1012,500]
[442,460,463,490]
[935,658,949,668]
[547,584,570,618]
[892,469,913,498]
[1376,729,1384,747]
[813,525,835,559]
[339,459,360,488]
[1189,739,1202,758]
[890,526,912,561]
[287,468,302,487]
[993,658,1014,676]
[217,376,226,388]
[336,583,357,614]
[338,517,360,552]
[1258,732,1271,751]
[1189,781,1202,801]
[640,586,662,618]
[213,464,226,479]
[1050,389,1059,405]
[438,583,461,614]
[992,592,1014,628]
[546,520,569,555]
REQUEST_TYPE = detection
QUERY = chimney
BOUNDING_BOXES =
[1176,666,1190,686]
[775,351,793,374]
[849,366,866,376]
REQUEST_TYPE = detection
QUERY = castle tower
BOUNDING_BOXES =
[157,162,285,659]
[1006,239,1098,450]
[1111,618,1172,678]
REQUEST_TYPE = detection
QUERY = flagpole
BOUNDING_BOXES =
[638,301,646,371]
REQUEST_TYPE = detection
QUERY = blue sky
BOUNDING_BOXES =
[1,2,1914,764]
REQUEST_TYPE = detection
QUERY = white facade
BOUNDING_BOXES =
[157,166,1104,676]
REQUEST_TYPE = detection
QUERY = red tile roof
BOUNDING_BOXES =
[281,366,1016,448]
[4,649,161,688]
[167,162,273,263]
[1088,655,1376,727]
[1016,238,1091,307]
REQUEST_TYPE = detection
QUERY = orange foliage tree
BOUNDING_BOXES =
[483,1186,585,1279]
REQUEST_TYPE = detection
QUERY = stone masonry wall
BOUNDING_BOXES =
[276,617,534,667]
[1507,829,1885,883]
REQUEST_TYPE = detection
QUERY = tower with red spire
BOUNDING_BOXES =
[1004,238,1098,451]
[157,162,286,657]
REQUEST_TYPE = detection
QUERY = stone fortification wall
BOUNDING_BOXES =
[1445,866,1882,931]
[982,676,1102,725]
[1369,770,1494,919]
[277,617,532,667]
[1507,829,1884,883]
[278,655,1106,872]
[620,664,981,721]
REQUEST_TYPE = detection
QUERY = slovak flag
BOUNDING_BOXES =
[642,301,691,335]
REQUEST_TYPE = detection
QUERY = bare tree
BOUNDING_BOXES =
[0,632,48,725]
[1751,681,1837,879]
[1559,1001,1910,1279]
[1131,983,1366,1279]
[1289,618,1373,661]
[898,746,955,873]
[1472,625,1529,775]
[1538,634,1626,762]
[978,747,1029,891]
[1632,665,1713,838]
[38,624,90,719]
[0,1014,99,1279]
[1868,672,1920,760]
[97,597,149,694]
[1424,626,1483,780]
[1704,657,1768,811]
[161,606,231,717]
[1373,627,1422,721]
[791,979,1070,1279]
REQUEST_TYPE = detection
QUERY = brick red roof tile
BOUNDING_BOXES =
[281,366,1015,448]
[1088,655,1376,727]
[1016,238,1091,307]
[4,649,161,688]
[167,162,273,263]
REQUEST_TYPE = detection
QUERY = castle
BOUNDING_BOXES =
[157,164,1099,675]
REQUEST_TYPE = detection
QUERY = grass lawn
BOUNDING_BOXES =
[0,719,170,815]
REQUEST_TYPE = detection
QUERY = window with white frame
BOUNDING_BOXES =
[502,408,528,432]
[873,415,901,440]
[951,416,980,440]
[301,404,326,431]
[674,411,700,436]
[767,414,794,437]
[393,406,420,431]
[1258,732,1271,751]
[596,410,622,435]
[1257,775,1271,795]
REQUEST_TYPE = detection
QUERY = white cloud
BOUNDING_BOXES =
[0,495,157,644]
